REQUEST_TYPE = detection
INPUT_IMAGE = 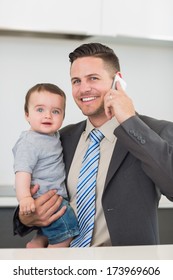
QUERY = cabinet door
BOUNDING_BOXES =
[101,0,173,40]
[0,0,101,35]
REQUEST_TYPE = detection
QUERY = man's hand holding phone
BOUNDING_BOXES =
[104,74,136,123]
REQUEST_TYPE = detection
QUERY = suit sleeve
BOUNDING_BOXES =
[13,206,36,236]
[114,115,173,200]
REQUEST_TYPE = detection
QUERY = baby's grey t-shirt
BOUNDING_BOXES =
[12,130,67,199]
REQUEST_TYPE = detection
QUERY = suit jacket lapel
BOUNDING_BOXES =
[61,121,86,176]
[104,140,128,190]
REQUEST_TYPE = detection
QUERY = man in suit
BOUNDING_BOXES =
[14,43,173,246]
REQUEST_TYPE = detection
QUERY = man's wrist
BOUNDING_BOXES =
[13,206,36,237]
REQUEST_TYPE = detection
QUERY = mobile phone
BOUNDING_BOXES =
[111,74,127,90]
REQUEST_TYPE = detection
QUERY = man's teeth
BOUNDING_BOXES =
[82,97,96,102]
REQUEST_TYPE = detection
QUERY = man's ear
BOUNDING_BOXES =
[116,71,122,78]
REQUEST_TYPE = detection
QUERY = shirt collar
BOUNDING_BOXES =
[84,117,119,143]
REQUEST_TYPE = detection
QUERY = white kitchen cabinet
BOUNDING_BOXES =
[0,0,101,36]
[0,0,172,43]
[100,0,173,41]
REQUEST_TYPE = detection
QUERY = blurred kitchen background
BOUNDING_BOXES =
[0,0,173,247]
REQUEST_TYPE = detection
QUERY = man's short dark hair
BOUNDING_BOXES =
[69,43,120,72]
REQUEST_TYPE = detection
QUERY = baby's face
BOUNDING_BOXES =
[25,90,65,135]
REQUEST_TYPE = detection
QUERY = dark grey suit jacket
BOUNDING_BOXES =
[60,114,173,246]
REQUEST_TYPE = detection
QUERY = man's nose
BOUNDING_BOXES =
[80,81,92,93]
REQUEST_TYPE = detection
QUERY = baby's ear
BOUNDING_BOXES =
[25,112,30,123]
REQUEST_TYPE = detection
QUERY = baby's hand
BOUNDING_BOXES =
[19,196,36,215]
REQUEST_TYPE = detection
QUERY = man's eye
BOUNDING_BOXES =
[91,76,98,81]
[72,79,80,85]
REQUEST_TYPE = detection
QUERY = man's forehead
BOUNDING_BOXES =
[70,57,107,77]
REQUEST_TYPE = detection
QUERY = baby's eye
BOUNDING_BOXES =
[52,109,60,115]
[37,108,43,112]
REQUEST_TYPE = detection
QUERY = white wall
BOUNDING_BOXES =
[0,35,173,188]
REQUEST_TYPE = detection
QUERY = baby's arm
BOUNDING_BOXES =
[15,172,36,215]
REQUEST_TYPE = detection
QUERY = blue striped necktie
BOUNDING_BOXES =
[70,129,104,247]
